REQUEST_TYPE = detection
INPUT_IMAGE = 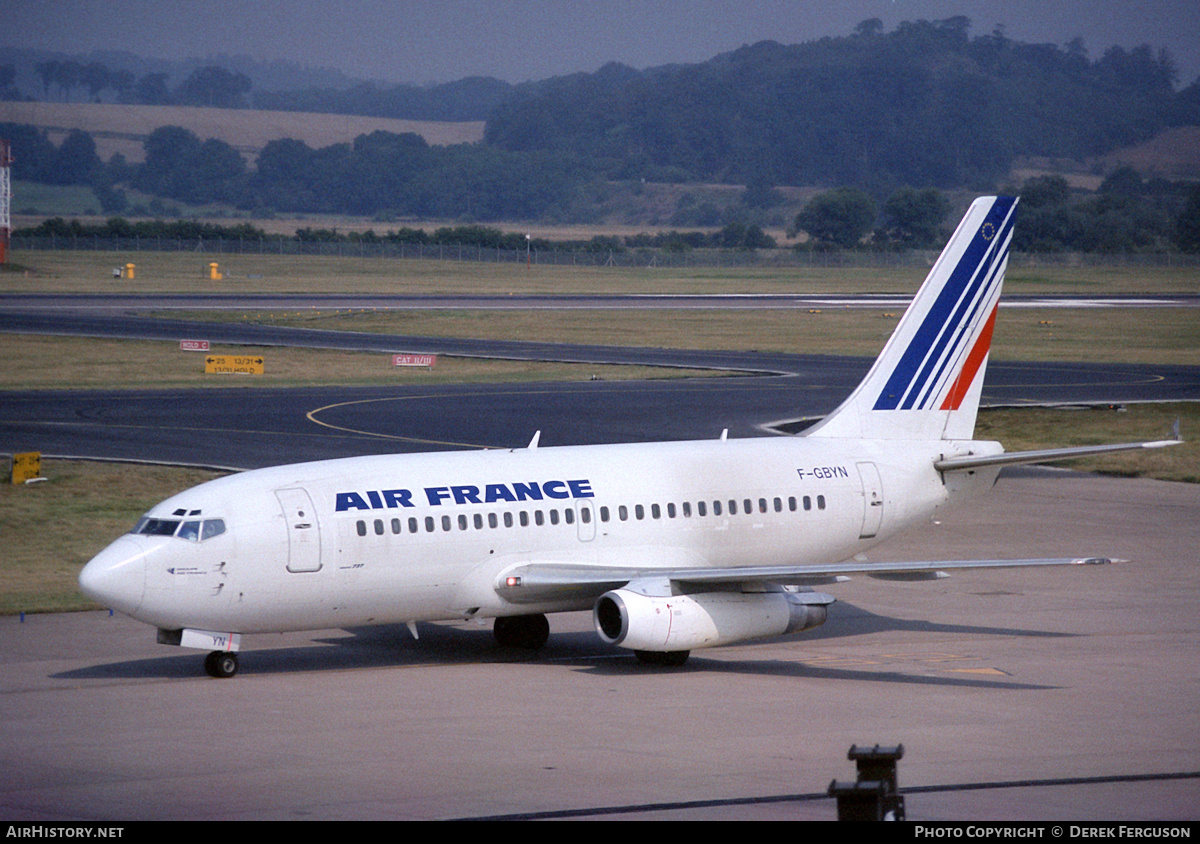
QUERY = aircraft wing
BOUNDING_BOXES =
[495,557,1114,604]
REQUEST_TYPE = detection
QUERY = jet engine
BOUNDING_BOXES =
[593,587,830,653]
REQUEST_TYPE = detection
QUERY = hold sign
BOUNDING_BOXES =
[11,452,41,484]
[205,355,265,375]
[392,354,437,368]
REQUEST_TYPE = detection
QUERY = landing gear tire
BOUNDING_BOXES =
[204,650,239,678]
[493,614,550,650]
[635,649,690,667]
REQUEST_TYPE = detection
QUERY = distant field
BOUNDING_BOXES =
[0,101,484,164]
[8,248,1200,296]
[3,250,1198,370]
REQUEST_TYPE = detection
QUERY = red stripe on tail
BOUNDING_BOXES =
[940,303,999,411]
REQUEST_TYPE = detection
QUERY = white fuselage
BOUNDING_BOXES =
[82,434,1001,636]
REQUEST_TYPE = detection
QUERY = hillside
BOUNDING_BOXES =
[0,101,484,163]
[487,22,1198,189]
[1096,126,1200,181]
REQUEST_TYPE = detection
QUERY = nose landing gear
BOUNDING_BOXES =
[204,650,239,678]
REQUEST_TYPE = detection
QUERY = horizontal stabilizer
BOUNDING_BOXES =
[936,438,1182,472]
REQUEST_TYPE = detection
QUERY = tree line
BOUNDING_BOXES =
[13,60,253,109]
[8,116,1200,253]
[13,213,769,254]
[794,180,1200,253]
[21,173,1200,256]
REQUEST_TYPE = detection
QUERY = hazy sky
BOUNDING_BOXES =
[6,0,1200,86]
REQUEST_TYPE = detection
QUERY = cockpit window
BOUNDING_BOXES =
[133,518,181,536]
[201,519,226,540]
[177,521,201,542]
[131,517,226,542]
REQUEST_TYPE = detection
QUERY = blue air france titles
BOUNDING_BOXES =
[335,478,595,512]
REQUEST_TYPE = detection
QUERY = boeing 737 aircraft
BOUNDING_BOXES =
[78,196,1179,677]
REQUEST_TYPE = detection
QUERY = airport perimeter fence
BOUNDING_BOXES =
[10,234,1200,271]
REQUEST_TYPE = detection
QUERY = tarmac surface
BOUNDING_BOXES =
[1,470,1197,821]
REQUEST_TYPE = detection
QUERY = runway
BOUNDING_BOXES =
[2,472,1196,820]
[1,303,1197,469]
[2,292,1199,312]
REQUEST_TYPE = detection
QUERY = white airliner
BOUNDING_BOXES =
[78,196,1179,677]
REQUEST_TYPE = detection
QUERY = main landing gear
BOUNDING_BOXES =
[493,614,550,650]
[204,650,239,678]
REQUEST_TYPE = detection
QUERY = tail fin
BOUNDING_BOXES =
[807,196,1018,442]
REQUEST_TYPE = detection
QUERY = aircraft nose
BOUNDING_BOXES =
[78,535,148,616]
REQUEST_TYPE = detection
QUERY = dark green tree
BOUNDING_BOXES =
[0,123,58,181]
[880,188,951,247]
[81,62,111,102]
[134,126,246,204]
[51,128,101,185]
[0,65,16,99]
[1174,184,1200,253]
[795,189,876,248]
[176,66,251,108]
[1020,175,1071,209]
[134,73,172,105]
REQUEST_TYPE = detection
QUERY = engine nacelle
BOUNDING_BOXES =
[593,588,829,653]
